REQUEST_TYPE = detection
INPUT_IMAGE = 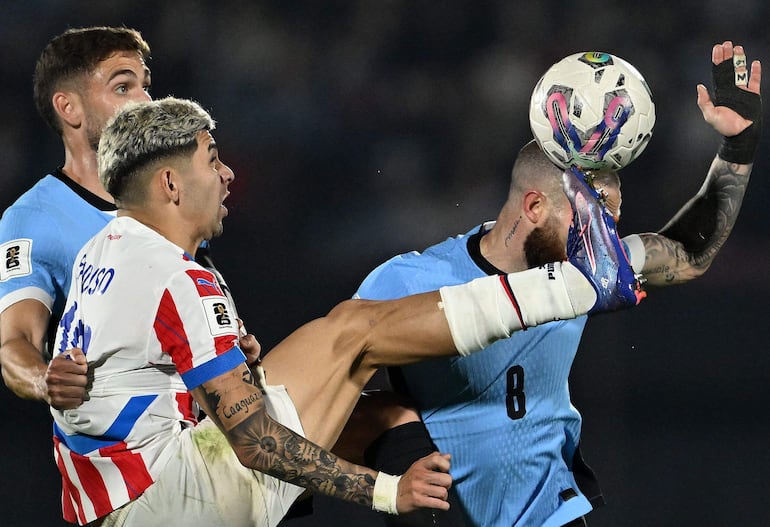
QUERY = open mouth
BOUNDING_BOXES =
[220,192,229,215]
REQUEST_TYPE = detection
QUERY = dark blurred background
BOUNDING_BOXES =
[1,1,769,526]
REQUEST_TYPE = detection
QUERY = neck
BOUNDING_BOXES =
[479,217,529,274]
[61,136,114,203]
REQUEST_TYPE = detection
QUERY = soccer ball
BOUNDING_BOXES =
[529,52,655,170]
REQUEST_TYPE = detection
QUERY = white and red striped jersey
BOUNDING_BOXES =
[51,216,245,525]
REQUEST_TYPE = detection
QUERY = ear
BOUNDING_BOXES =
[52,91,83,130]
[521,190,546,224]
[160,168,180,203]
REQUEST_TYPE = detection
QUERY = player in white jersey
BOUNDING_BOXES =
[50,96,643,526]
[348,41,761,526]
[0,27,152,408]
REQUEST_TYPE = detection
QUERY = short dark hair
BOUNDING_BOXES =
[33,26,151,135]
[98,97,215,205]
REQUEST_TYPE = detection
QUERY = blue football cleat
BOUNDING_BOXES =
[563,166,645,314]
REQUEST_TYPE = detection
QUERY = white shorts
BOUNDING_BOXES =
[100,385,306,527]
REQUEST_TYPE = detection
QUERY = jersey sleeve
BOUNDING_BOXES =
[153,267,245,390]
[0,205,65,314]
[354,255,419,301]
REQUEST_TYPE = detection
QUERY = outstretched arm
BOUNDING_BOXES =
[635,41,761,286]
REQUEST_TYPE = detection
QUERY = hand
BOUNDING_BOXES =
[45,348,89,410]
[237,319,262,366]
[697,41,761,138]
[395,452,453,513]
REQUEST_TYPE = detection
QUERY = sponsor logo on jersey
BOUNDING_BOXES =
[201,297,238,336]
[185,269,224,297]
[545,262,556,280]
[0,239,33,281]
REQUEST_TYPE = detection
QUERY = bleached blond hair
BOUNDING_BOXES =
[98,96,215,205]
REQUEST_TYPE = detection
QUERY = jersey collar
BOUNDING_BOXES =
[52,168,117,212]
[466,222,504,276]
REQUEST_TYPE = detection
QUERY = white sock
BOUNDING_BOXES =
[439,262,596,355]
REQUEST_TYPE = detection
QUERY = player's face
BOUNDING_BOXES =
[523,201,570,268]
[183,131,235,241]
[81,51,152,150]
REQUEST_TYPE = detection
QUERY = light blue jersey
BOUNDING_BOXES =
[356,223,594,527]
[0,170,116,348]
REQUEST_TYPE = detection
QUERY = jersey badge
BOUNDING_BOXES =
[201,297,238,336]
[0,239,32,281]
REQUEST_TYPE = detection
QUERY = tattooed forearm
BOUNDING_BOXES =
[642,156,751,285]
[229,416,375,506]
[241,367,258,387]
[193,366,378,506]
[639,234,692,284]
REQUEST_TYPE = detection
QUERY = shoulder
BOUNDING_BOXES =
[356,229,477,298]
[0,183,70,267]
[3,174,70,210]
[0,175,98,240]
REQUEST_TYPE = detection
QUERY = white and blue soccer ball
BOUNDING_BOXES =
[529,52,656,170]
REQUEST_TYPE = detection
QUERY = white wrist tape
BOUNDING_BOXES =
[439,262,596,356]
[372,472,401,515]
[621,234,645,274]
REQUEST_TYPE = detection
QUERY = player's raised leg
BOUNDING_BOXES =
[261,293,454,449]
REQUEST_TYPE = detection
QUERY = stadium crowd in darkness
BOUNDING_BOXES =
[1,2,768,526]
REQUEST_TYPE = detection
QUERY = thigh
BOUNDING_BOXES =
[261,293,453,450]
[260,310,375,450]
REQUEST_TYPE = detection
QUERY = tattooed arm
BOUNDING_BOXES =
[634,41,761,287]
[190,362,452,512]
[637,157,751,285]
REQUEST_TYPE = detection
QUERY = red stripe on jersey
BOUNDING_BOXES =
[185,269,224,297]
[99,442,154,500]
[69,448,113,518]
[175,391,198,424]
[214,334,238,356]
[154,289,194,373]
[54,437,83,525]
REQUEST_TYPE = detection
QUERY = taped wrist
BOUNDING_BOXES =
[713,59,762,164]
[439,262,596,356]
[719,120,761,164]
[372,472,401,515]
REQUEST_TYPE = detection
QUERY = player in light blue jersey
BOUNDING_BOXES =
[352,41,760,527]
[0,169,116,337]
[0,27,152,407]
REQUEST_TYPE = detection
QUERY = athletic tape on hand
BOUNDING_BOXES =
[713,54,762,164]
[733,53,748,85]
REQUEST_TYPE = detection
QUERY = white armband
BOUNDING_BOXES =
[622,234,645,274]
[372,472,401,515]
